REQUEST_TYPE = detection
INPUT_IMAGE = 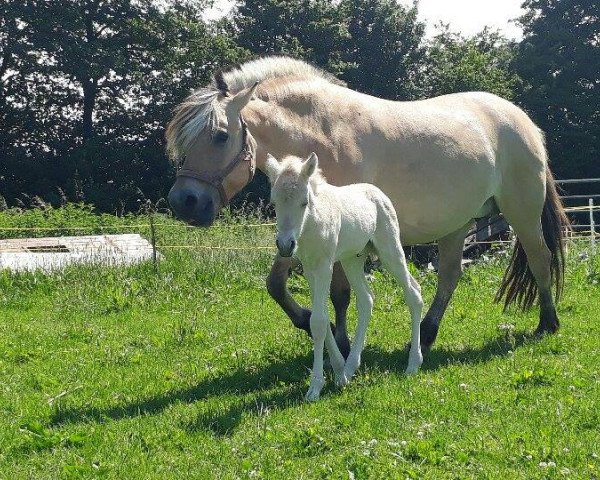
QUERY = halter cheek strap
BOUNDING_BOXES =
[176,116,256,206]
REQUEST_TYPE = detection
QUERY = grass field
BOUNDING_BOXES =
[1,205,599,479]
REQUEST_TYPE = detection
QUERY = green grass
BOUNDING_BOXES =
[1,205,599,479]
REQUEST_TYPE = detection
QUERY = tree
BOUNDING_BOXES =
[514,0,599,180]
[233,0,346,71]
[424,26,521,100]
[0,0,245,211]
[337,0,426,100]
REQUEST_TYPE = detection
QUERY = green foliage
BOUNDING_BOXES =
[337,0,426,99]
[1,0,597,212]
[514,0,600,180]
[425,27,521,99]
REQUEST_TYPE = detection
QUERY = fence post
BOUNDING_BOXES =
[146,200,159,274]
[590,198,596,257]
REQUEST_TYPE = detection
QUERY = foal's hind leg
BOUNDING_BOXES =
[419,223,471,353]
[374,235,424,374]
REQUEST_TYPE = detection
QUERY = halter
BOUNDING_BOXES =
[176,116,256,206]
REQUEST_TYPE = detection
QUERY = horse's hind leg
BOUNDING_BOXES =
[339,256,374,380]
[373,234,424,374]
[419,223,471,353]
[495,198,559,334]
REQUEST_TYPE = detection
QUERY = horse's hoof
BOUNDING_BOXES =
[419,320,439,353]
[534,322,559,337]
[405,365,420,375]
[536,307,560,336]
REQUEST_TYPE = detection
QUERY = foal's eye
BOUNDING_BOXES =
[214,130,229,145]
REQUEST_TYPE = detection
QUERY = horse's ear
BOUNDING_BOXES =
[301,152,318,178]
[227,81,260,115]
[263,153,281,182]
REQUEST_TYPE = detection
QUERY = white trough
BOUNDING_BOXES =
[0,234,157,273]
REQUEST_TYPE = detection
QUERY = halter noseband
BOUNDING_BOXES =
[176,116,256,206]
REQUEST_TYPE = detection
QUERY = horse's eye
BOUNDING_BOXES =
[214,130,229,145]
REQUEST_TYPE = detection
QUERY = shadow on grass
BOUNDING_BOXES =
[364,331,535,373]
[49,331,535,435]
[49,351,312,428]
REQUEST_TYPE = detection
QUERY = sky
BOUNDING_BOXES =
[204,0,526,40]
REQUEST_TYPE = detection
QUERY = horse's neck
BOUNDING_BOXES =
[244,89,357,171]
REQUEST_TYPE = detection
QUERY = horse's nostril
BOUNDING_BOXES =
[201,197,214,213]
[275,239,281,250]
[290,240,296,250]
[184,194,197,208]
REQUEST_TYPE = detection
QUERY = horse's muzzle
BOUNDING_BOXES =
[168,186,217,226]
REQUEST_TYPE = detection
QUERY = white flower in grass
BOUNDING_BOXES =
[458,383,468,390]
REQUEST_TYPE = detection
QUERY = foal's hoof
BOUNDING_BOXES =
[334,371,348,387]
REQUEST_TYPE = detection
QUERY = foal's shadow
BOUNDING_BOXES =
[49,351,312,430]
[49,332,532,435]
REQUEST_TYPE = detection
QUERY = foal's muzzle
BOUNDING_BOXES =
[276,238,296,257]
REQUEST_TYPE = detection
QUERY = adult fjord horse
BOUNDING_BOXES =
[166,57,568,357]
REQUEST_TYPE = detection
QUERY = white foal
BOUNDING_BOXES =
[265,153,424,401]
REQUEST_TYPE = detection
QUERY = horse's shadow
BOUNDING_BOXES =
[49,331,533,436]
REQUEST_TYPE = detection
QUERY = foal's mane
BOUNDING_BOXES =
[277,156,327,195]
[165,57,343,160]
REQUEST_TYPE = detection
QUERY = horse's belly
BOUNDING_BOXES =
[375,158,496,245]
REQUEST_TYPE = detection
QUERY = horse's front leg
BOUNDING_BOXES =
[305,264,347,401]
[266,254,311,334]
[267,256,352,359]
[330,262,352,359]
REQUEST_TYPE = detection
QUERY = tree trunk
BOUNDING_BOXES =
[81,78,97,142]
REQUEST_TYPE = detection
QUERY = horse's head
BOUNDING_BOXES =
[264,152,319,257]
[166,83,259,226]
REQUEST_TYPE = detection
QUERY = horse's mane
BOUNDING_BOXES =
[166,56,343,160]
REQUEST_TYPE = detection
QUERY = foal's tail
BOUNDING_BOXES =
[495,168,570,311]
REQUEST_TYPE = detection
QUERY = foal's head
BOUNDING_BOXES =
[264,153,321,257]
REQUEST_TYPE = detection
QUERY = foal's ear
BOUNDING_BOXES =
[301,152,318,178]
[227,81,260,114]
[263,153,281,182]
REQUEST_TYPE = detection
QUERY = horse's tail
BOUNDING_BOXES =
[495,168,570,311]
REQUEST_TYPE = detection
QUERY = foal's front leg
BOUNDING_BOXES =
[305,264,347,401]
